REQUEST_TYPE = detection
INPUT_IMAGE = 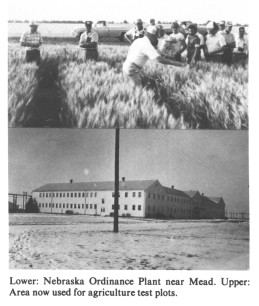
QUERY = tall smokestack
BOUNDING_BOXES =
[70,179,73,184]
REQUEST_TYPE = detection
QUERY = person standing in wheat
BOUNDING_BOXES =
[123,26,186,86]
[20,21,43,65]
[79,21,99,61]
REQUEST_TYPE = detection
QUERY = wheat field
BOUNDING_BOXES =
[8,41,248,129]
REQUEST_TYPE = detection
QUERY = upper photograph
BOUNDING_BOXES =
[8,0,248,129]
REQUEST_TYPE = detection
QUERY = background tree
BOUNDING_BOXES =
[25,197,40,213]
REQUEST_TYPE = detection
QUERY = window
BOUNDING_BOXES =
[39,203,41,207]
[90,193,93,197]
[67,193,69,197]
[39,193,41,198]
[148,193,151,198]
[42,203,44,208]
[78,192,81,197]
[101,208,105,213]
[63,204,65,208]
[82,204,84,209]
[63,193,65,197]
[74,193,77,197]
[138,192,141,197]
[112,205,114,209]
[74,204,77,209]
[82,193,85,197]
[86,204,89,209]
[132,205,136,210]
[60,193,62,197]
[94,192,97,197]
[125,192,128,197]
[78,204,81,209]
[90,204,93,209]
[56,193,58,197]
[42,193,45,198]
[52,203,54,208]
[94,204,97,209]
[49,203,51,208]
[138,205,141,210]
[153,193,155,199]
[59,203,61,208]
[67,204,69,209]
[71,193,73,198]
[102,198,105,204]
[70,204,73,209]
[124,205,128,210]
[46,193,48,198]
[133,192,136,197]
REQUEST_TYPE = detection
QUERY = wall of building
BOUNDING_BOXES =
[33,189,146,217]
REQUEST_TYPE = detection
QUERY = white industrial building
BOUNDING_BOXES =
[32,179,225,219]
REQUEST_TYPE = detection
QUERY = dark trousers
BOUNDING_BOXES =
[222,48,233,66]
[26,49,41,65]
[85,49,98,61]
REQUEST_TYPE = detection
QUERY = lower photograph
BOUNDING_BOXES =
[8,128,249,270]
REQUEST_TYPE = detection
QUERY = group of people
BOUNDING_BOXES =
[19,19,248,86]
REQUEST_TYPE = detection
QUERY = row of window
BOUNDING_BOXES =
[39,192,98,198]
[111,204,141,211]
[39,203,97,209]
[148,193,191,204]
[38,203,142,211]
[112,191,142,198]
[148,205,193,215]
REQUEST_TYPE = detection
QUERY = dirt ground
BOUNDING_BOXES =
[9,213,249,270]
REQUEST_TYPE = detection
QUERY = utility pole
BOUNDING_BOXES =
[114,128,119,233]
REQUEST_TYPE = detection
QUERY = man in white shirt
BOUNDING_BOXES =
[204,21,227,62]
[220,22,236,65]
[79,21,99,61]
[123,26,186,86]
[168,22,187,61]
[20,21,43,65]
[124,19,145,44]
[235,26,248,54]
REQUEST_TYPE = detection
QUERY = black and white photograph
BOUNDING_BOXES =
[4,0,257,304]
[9,129,249,270]
[8,0,248,129]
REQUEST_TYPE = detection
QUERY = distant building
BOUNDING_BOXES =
[32,179,225,219]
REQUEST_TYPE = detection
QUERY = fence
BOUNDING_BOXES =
[225,210,249,220]
[8,192,32,212]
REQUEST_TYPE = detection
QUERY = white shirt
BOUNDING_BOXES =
[169,32,185,42]
[235,34,248,54]
[124,36,160,67]
[79,30,99,49]
[206,32,226,53]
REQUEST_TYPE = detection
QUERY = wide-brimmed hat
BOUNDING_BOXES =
[171,22,179,29]
[136,18,143,24]
[206,21,214,30]
[85,21,93,26]
[29,21,38,27]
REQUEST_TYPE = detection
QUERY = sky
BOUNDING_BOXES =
[8,0,250,24]
[9,129,249,213]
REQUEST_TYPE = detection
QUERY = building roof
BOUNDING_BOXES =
[183,190,200,198]
[207,197,223,204]
[163,187,190,198]
[32,180,157,192]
